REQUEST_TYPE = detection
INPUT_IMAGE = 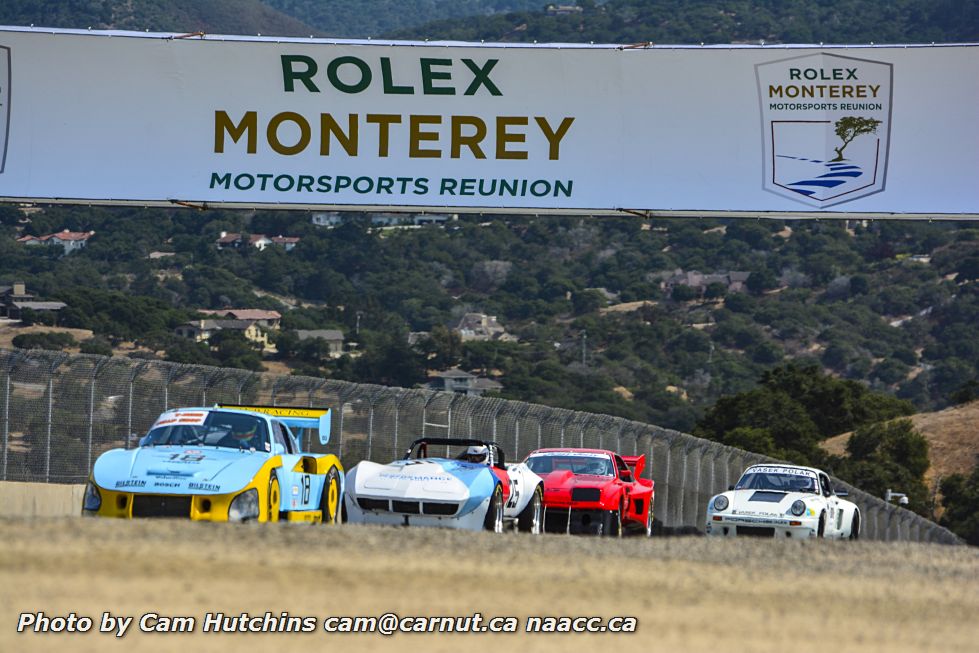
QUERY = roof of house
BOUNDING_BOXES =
[471,378,503,391]
[11,301,67,311]
[199,309,282,321]
[297,329,344,341]
[18,230,95,243]
[435,368,476,380]
[216,233,298,246]
[182,319,255,331]
[50,230,95,242]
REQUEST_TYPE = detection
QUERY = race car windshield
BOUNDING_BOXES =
[408,442,493,464]
[143,412,269,451]
[735,471,818,493]
[525,454,614,477]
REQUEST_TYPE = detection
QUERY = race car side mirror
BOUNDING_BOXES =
[620,470,633,482]
[272,442,286,456]
[138,435,151,447]
[728,485,734,491]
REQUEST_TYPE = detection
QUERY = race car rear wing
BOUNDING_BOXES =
[217,404,332,445]
[621,454,646,480]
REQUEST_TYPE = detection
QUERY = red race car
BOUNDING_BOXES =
[524,448,655,536]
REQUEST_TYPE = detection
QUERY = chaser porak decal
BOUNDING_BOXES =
[0,45,9,173]
[756,52,892,208]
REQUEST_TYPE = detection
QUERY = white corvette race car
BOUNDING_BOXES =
[706,464,860,539]
[345,438,544,533]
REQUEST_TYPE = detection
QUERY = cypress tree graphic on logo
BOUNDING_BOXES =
[756,52,892,207]
[831,116,882,162]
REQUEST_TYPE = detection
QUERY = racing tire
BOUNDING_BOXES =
[601,506,622,537]
[483,484,504,533]
[518,484,544,535]
[849,512,860,540]
[817,512,826,538]
[644,499,654,537]
[320,467,341,525]
[267,471,280,523]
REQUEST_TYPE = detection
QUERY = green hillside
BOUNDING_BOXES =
[0,0,317,36]
[388,0,979,44]
[263,1,546,38]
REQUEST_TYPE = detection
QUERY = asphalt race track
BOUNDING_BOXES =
[1,517,977,653]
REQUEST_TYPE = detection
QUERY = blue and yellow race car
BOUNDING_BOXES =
[82,404,342,523]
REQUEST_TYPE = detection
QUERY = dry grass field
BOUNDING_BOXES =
[1,517,977,653]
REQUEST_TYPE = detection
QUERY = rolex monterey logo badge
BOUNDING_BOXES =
[756,52,892,208]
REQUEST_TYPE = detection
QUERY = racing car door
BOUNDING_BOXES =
[819,473,842,537]
[271,420,326,514]
[488,445,513,507]
[613,454,634,518]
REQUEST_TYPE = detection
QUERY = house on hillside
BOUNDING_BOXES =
[454,313,516,342]
[428,369,503,397]
[174,319,271,350]
[546,4,583,15]
[215,232,300,252]
[661,269,752,296]
[311,212,454,228]
[17,229,95,253]
[0,282,67,321]
[296,329,345,357]
[198,309,282,330]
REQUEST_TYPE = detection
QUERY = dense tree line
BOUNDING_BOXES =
[263,0,543,38]
[389,0,979,45]
[4,207,977,433]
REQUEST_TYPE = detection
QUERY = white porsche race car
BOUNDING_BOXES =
[706,464,861,539]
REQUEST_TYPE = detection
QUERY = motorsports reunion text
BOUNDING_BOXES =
[17,612,639,636]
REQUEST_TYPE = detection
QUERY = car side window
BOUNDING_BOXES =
[271,421,293,454]
[819,474,832,497]
[615,455,630,480]
[285,424,302,454]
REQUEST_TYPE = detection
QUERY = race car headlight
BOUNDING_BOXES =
[712,495,729,512]
[228,489,259,522]
[82,482,101,511]
[790,499,806,516]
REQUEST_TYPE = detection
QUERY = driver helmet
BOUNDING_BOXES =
[232,421,258,444]
[584,460,607,475]
[793,476,815,491]
[463,445,488,464]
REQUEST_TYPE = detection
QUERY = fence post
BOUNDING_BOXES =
[660,435,672,528]
[125,362,148,450]
[235,373,256,405]
[366,388,388,461]
[86,358,110,474]
[334,386,361,459]
[689,445,705,529]
[1,351,23,481]
[44,354,68,482]
[1,369,7,481]
[392,390,412,459]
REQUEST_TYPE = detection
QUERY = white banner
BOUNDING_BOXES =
[0,27,975,218]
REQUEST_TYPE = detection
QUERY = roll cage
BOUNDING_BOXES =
[404,438,507,469]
